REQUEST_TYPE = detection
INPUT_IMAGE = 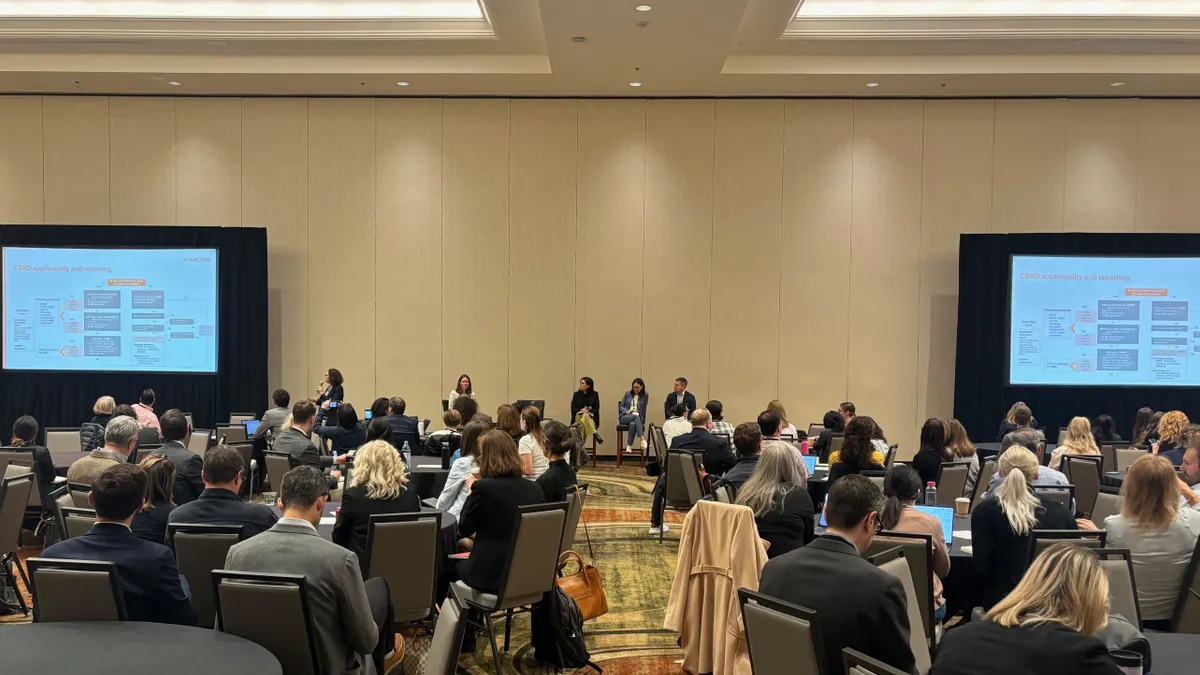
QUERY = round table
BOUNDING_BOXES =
[0,621,281,675]
[1145,632,1198,675]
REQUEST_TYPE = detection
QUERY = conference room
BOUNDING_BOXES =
[5,0,1200,674]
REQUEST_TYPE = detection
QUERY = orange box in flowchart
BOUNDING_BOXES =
[107,278,146,287]
[1125,288,1168,297]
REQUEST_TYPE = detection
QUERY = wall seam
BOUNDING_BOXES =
[845,101,855,400]
[774,101,785,399]
[708,101,718,404]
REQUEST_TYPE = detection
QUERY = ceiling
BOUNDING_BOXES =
[3,0,1200,96]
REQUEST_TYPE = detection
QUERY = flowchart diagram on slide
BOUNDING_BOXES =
[3,248,218,372]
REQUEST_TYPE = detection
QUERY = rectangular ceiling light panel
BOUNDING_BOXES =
[796,0,1200,18]
[0,0,485,19]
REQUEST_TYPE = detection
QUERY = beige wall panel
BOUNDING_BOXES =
[43,97,109,224]
[779,100,853,429]
[508,100,577,422]
[242,99,308,400]
[307,99,376,408]
[919,100,994,433]
[711,100,784,426]
[575,100,646,454]
[1137,100,1200,233]
[848,100,924,455]
[441,99,510,413]
[176,98,241,226]
[992,99,1066,234]
[376,99,444,418]
[642,100,714,424]
[0,97,43,224]
[1065,99,1138,233]
[109,98,175,225]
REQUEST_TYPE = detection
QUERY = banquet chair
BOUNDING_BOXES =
[934,462,971,506]
[1095,548,1142,629]
[1063,455,1103,517]
[43,427,81,454]
[970,460,997,512]
[425,588,469,675]
[229,412,256,425]
[365,513,439,626]
[28,558,125,622]
[1031,484,1076,512]
[215,424,246,444]
[68,482,92,508]
[213,571,320,675]
[659,450,705,545]
[868,547,932,674]
[615,404,644,468]
[884,444,899,469]
[62,507,96,539]
[1169,535,1200,633]
[1116,447,1147,473]
[843,648,912,675]
[807,424,825,438]
[188,428,213,457]
[46,484,72,542]
[168,523,244,628]
[867,532,938,649]
[1090,490,1123,524]
[1100,445,1117,474]
[264,451,292,493]
[559,484,591,558]
[0,473,34,615]
[1027,529,1106,565]
[739,588,826,675]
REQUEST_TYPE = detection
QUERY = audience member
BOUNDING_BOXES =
[131,454,176,544]
[1001,405,1045,448]
[571,376,602,445]
[80,395,115,453]
[870,419,891,458]
[913,418,951,487]
[225,466,398,675]
[828,416,886,486]
[736,442,814,558]
[838,401,856,426]
[276,400,342,490]
[496,404,523,445]
[422,409,462,457]
[663,376,696,419]
[8,416,56,514]
[880,465,951,621]
[760,475,916,675]
[812,409,846,463]
[67,415,138,486]
[972,446,1077,609]
[662,403,691,446]
[367,397,390,422]
[150,409,204,504]
[450,395,479,429]
[537,421,579,502]
[1091,414,1122,445]
[113,403,137,420]
[767,400,798,439]
[255,389,292,440]
[706,400,734,440]
[132,388,161,433]
[383,396,421,453]
[332,440,420,565]
[436,419,488,518]
[714,423,763,493]
[314,402,367,455]
[448,373,475,410]
[931,543,1121,675]
[167,445,278,538]
[1049,416,1101,471]
[946,418,981,497]
[618,378,649,453]
[995,401,1039,442]
[518,405,550,478]
[41,463,195,625]
[985,429,1071,497]
[671,409,736,476]
[1155,410,1191,466]
[1143,411,1165,446]
[1095,454,1200,629]
[365,417,393,445]
[1131,406,1155,446]
[1181,437,1200,494]
[756,408,810,483]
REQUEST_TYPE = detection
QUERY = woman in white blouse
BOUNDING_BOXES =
[518,405,550,479]
[447,373,476,410]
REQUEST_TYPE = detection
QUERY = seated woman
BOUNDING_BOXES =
[81,395,116,453]
[537,421,579,501]
[312,402,366,455]
[946,418,981,497]
[518,406,549,479]
[9,416,57,517]
[972,446,1077,609]
[456,430,546,592]
[827,416,885,485]
[912,418,952,487]
[735,441,814,558]
[1155,410,1191,466]
[436,419,489,518]
[571,376,603,446]
[131,455,176,544]
[995,401,1039,442]
[448,374,476,411]
[618,378,649,453]
[367,397,390,422]
[811,410,845,463]
[1093,453,1200,629]
[767,400,798,439]
[423,409,462,457]
[932,542,1121,675]
[1130,407,1154,446]
[496,404,524,446]
[1050,416,1101,471]
[365,417,392,445]
[879,464,951,621]
[828,416,885,467]
[332,440,420,564]
[1091,414,1122,445]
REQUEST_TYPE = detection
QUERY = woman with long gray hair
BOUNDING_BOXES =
[735,441,815,558]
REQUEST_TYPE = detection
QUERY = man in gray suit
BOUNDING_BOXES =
[224,466,398,675]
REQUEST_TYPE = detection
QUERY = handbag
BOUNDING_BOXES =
[555,551,608,621]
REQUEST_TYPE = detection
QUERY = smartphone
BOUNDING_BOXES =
[364,410,373,420]
[329,400,340,409]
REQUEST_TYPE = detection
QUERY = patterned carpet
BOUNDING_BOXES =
[0,464,687,674]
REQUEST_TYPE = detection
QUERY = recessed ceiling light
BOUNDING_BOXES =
[571,36,586,43]
[629,82,642,87]
[397,81,410,86]
[866,82,880,87]
[635,4,652,10]
[1110,81,1125,87]
[167,81,182,86]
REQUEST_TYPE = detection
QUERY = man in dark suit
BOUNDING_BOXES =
[670,409,736,476]
[274,400,343,490]
[759,474,917,675]
[662,377,697,420]
[167,446,278,539]
[150,409,204,504]
[41,463,196,626]
[384,396,421,453]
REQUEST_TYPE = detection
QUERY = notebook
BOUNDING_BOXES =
[913,505,956,543]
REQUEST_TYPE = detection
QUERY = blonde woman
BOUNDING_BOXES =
[331,440,419,563]
[735,442,815,558]
[1049,416,1100,471]
[971,445,1076,608]
[931,543,1121,675]
[767,400,798,439]
[81,395,117,453]
[1154,410,1191,465]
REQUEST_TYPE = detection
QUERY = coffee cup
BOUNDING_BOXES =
[954,497,970,517]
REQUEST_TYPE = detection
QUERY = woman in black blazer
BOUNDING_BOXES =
[570,376,602,445]
[332,440,420,566]
[313,402,367,455]
[131,455,176,544]
[811,410,844,463]
[912,417,950,487]
[314,367,345,425]
[457,429,546,592]
[932,542,1122,675]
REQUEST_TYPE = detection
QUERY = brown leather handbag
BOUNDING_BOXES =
[555,551,608,621]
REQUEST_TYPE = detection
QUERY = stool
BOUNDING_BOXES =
[616,422,645,468]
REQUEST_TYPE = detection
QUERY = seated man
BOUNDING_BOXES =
[168,446,279,539]
[1000,404,1045,447]
[662,403,692,447]
[274,399,343,490]
[224,466,399,675]
[984,429,1073,511]
[41,463,196,626]
[671,409,736,476]
[758,409,809,483]
[760,475,916,675]
[713,423,762,492]
[150,409,205,504]
[255,388,292,441]
[67,415,139,486]
[384,396,422,453]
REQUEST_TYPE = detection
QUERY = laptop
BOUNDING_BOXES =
[913,504,956,542]
[803,455,817,476]
[241,420,260,436]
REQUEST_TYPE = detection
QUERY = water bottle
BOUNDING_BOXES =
[402,440,411,465]
[925,481,938,506]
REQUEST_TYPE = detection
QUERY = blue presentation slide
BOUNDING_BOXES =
[1009,255,1200,386]
[2,247,218,373]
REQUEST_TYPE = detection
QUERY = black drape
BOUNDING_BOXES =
[0,225,267,433]
[954,233,1200,442]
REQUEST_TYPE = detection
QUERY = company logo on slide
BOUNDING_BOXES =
[182,257,212,263]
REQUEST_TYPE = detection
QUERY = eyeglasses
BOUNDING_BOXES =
[872,513,884,535]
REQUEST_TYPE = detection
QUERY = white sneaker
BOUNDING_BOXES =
[648,524,670,535]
